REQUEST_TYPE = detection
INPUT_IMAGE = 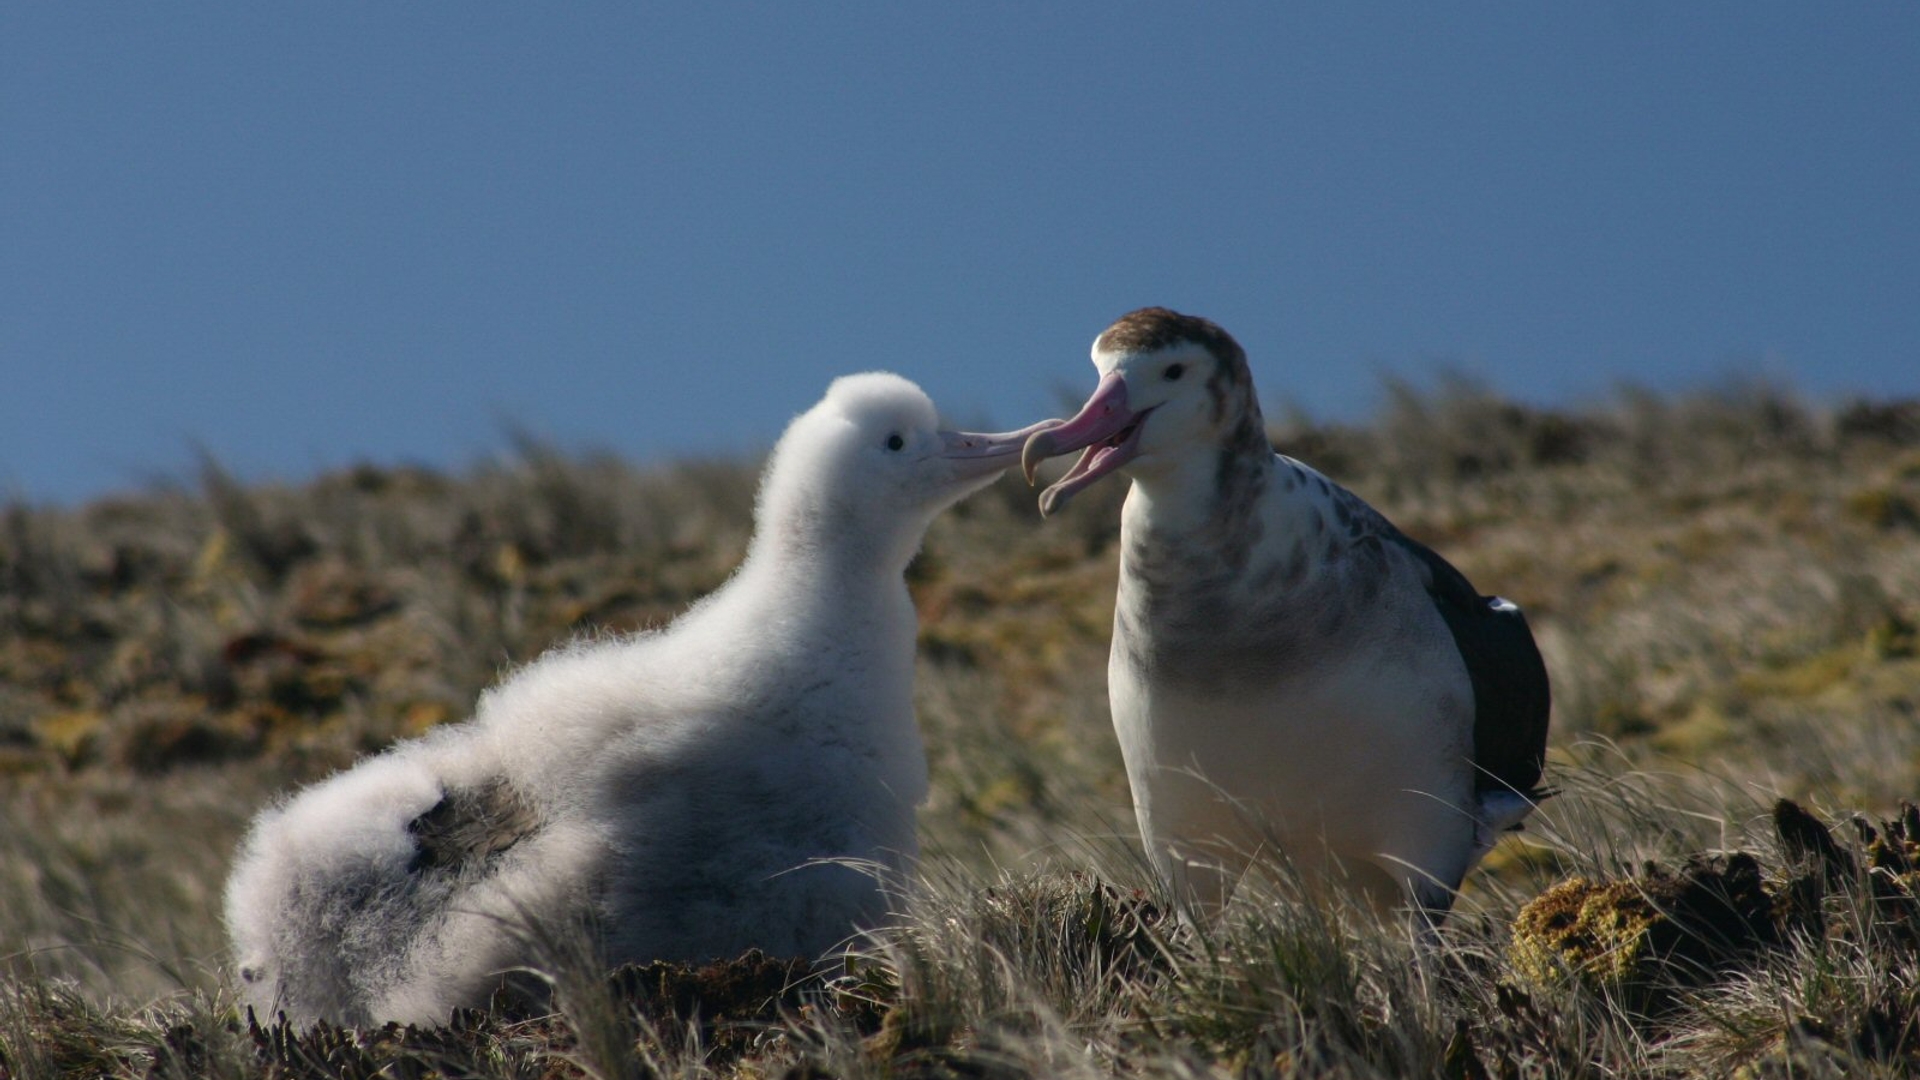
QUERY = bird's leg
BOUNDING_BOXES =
[1362,852,1462,948]
[1159,841,1247,925]
[1410,884,1456,949]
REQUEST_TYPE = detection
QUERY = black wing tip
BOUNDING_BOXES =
[1472,766,1557,802]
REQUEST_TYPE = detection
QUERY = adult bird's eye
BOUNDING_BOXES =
[1164,363,1185,381]
[885,433,905,452]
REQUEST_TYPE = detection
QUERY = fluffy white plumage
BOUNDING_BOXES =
[224,372,1034,1026]
[1019,309,1552,924]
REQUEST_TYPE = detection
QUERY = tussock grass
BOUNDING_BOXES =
[4,382,1920,1076]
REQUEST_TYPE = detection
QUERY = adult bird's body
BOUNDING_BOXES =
[1021,308,1550,922]
[225,373,1040,1026]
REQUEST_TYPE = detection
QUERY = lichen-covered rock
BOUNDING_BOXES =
[1508,852,1777,1006]
[1512,802,1920,1019]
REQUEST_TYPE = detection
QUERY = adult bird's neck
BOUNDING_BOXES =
[1118,453,1273,618]
[1121,446,1364,607]
[1122,409,1277,547]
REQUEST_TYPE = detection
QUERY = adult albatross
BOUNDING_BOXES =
[1020,308,1550,924]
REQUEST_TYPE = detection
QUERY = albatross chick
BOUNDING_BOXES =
[225,373,1040,1025]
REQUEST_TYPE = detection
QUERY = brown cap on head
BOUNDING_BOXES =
[1096,307,1246,367]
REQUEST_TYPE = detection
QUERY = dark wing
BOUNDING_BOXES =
[1314,473,1552,799]
[1397,538,1552,799]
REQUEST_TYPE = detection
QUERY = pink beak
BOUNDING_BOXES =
[1018,372,1151,516]
[936,420,1060,482]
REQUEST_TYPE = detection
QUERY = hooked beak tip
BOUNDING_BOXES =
[1020,431,1058,486]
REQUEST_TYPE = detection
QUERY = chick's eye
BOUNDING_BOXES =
[1164,363,1185,381]
[885,433,905,452]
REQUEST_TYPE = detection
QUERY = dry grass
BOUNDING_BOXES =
[4,379,1920,1077]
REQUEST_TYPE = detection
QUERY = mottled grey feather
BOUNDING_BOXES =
[406,777,543,876]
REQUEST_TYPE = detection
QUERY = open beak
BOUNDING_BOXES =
[936,419,1060,483]
[1018,372,1149,516]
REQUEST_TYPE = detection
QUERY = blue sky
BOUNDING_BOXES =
[4,5,1916,505]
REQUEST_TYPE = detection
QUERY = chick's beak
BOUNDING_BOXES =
[936,420,1059,482]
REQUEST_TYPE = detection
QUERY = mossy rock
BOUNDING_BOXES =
[1515,801,1920,1014]
[1509,852,1777,1007]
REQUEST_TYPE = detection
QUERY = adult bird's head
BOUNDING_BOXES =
[1022,308,1263,516]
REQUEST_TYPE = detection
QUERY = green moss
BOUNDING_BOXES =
[1509,854,1779,1008]
[1509,876,1662,987]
